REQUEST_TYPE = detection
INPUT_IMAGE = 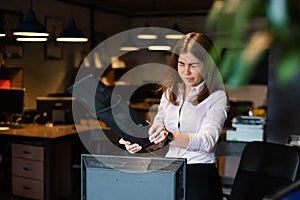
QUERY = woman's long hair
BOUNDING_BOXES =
[161,32,222,105]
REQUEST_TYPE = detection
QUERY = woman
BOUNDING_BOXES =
[120,32,229,200]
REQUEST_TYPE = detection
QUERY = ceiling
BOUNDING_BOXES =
[55,0,215,16]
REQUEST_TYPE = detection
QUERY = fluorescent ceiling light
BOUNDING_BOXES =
[56,37,88,42]
[120,46,139,51]
[165,34,183,40]
[137,26,158,40]
[165,24,184,40]
[120,34,140,51]
[148,45,171,51]
[14,32,49,37]
[137,34,157,40]
[16,37,48,42]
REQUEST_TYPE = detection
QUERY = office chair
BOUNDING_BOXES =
[263,178,300,200]
[226,141,300,200]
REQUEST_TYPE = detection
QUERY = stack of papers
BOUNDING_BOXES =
[226,116,265,142]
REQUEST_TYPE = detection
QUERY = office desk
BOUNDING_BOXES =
[0,124,76,138]
[0,124,79,200]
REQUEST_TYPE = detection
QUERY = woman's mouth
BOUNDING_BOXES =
[184,77,194,82]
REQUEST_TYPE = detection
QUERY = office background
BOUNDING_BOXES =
[0,0,299,154]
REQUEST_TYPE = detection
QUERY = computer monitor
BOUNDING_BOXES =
[0,88,25,123]
[36,96,75,125]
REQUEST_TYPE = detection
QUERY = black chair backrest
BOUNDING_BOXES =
[230,141,300,200]
[263,179,300,200]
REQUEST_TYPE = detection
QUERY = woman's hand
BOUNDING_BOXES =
[119,138,142,154]
[149,125,167,144]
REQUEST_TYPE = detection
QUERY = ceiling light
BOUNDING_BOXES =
[165,24,184,40]
[137,26,158,40]
[56,19,88,42]
[16,37,48,42]
[120,46,139,51]
[13,10,49,38]
[165,34,183,40]
[148,38,171,51]
[120,35,140,51]
[0,33,5,37]
[148,45,171,51]
[137,34,157,40]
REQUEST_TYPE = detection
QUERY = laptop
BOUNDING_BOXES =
[68,74,153,148]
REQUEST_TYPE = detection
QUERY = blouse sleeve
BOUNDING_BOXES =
[186,90,230,152]
[150,92,168,128]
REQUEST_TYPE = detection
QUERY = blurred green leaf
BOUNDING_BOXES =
[226,56,251,87]
[276,51,300,85]
[220,49,241,82]
[206,0,300,86]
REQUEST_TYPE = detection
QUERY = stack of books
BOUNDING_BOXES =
[226,116,265,142]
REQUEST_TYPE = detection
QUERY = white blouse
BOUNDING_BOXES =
[151,82,230,164]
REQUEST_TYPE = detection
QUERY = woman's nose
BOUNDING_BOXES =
[184,65,191,74]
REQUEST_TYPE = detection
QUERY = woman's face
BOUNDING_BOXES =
[177,52,205,88]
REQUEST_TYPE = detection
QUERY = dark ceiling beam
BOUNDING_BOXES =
[127,10,208,17]
[54,0,209,17]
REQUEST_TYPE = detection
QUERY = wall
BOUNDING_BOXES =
[226,85,267,109]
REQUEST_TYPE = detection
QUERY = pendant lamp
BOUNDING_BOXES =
[13,11,49,37]
[13,0,49,41]
[56,19,88,42]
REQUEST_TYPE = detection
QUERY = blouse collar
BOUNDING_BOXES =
[178,81,206,99]
[190,81,206,95]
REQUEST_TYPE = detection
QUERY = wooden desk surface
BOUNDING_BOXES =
[130,102,159,111]
[0,124,77,139]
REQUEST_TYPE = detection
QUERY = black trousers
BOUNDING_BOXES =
[186,163,223,200]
